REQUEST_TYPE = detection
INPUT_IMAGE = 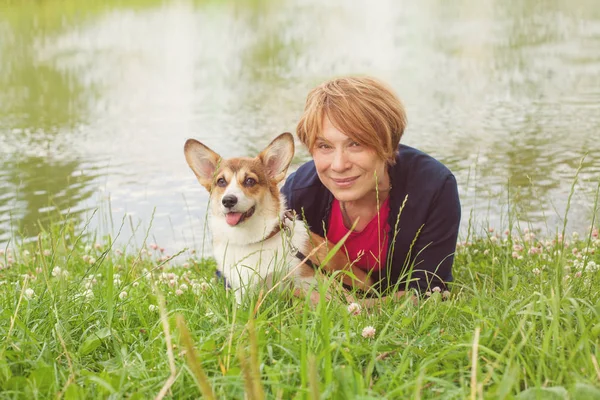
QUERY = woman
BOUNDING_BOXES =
[281,76,461,302]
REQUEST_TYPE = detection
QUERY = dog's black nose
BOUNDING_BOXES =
[222,194,238,208]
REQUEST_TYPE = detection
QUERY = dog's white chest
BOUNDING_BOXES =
[211,219,312,300]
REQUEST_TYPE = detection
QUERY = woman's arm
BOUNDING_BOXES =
[400,174,461,292]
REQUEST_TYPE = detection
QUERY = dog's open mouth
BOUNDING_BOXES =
[225,206,256,226]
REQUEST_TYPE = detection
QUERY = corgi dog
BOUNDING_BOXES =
[184,132,373,302]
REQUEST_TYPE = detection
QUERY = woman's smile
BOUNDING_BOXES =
[331,176,359,187]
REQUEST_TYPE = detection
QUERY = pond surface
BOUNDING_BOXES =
[1,0,600,254]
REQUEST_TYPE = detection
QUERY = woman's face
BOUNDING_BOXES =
[312,115,388,204]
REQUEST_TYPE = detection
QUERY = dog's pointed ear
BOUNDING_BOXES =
[259,132,295,183]
[184,139,221,191]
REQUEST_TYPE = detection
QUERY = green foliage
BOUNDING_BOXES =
[0,220,599,399]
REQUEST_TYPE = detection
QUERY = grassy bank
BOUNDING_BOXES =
[1,222,600,399]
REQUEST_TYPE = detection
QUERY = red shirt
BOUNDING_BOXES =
[326,198,391,272]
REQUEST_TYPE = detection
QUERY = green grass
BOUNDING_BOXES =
[1,221,600,399]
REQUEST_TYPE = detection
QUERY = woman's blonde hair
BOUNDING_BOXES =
[296,76,407,165]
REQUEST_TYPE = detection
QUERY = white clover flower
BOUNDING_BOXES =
[347,302,361,315]
[483,249,490,256]
[532,268,541,275]
[119,291,127,300]
[575,271,582,278]
[88,258,96,265]
[175,289,184,296]
[52,266,62,277]
[432,286,442,293]
[132,282,139,287]
[193,282,210,294]
[513,244,524,252]
[94,243,102,250]
[83,289,94,299]
[442,290,451,300]
[25,288,35,299]
[362,326,376,339]
[179,283,189,292]
[149,305,158,312]
[42,249,51,256]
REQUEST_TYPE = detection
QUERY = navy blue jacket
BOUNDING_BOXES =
[281,144,461,293]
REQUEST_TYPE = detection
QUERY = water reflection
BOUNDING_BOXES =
[0,155,98,243]
[0,0,599,251]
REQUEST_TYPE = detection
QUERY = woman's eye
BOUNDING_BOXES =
[216,177,227,187]
[317,143,331,149]
[349,141,361,147]
[244,177,256,187]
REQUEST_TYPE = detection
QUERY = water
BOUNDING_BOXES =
[1,0,599,253]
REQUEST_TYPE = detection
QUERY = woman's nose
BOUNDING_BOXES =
[331,149,350,171]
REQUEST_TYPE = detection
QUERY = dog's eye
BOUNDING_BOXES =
[243,177,256,187]
[216,177,227,187]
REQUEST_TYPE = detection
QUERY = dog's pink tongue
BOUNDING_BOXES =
[226,212,243,226]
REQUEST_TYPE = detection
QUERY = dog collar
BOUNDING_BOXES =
[253,210,297,245]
